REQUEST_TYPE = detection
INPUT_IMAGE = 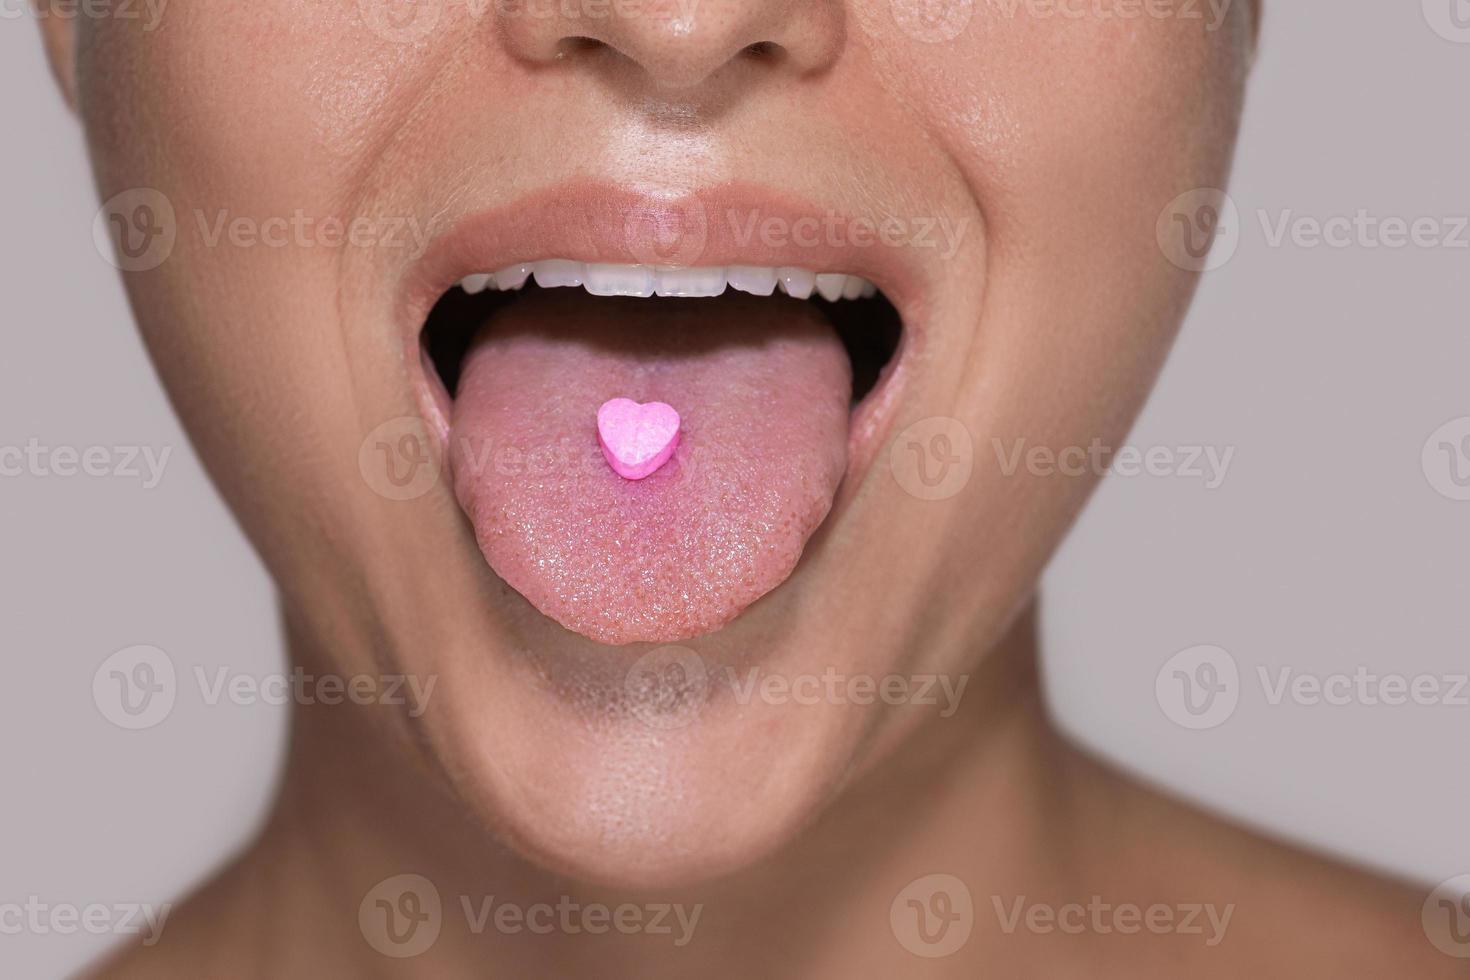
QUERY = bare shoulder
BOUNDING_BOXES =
[79,887,242,980]
[1066,749,1470,978]
[77,849,281,980]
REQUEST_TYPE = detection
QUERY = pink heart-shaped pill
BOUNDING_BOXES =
[597,398,681,481]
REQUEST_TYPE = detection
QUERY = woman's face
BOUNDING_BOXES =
[59,0,1251,885]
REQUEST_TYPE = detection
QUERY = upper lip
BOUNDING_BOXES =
[398,179,932,340]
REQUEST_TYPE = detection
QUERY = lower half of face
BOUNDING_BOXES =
[75,0,1250,885]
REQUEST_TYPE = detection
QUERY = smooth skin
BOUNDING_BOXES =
[33,0,1459,975]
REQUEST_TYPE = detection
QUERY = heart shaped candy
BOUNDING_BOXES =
[597,398,681,481]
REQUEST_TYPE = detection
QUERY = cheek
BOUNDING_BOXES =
[80,5,409,197]
[851,4,1251,614]
[862,3,1250,383]
[860,3,1251,240]
[72,9,437,585]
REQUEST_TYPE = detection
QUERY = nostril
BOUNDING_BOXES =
[741,41,781,62]
[555,36,607,59]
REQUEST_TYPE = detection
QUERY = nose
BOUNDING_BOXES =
[498,0,842,91]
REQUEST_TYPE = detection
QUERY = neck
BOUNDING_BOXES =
[223,602,1086,977]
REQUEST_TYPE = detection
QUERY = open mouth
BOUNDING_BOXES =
[423,262,901,406]
[415,255,905,647]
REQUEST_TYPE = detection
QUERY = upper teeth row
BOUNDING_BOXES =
[459,261,878,301]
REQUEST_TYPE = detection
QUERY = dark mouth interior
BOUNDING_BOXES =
[421,282,903,407]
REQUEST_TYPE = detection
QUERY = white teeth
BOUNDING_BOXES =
[655,266,727,297]
[459,262,876,302]
[459,273,493,294]
[494,263,531,290]
[532,259,585,288]
[585,263,655,297]
[814,273,847,303]
[777,267,815,299]
[726,265,778,297]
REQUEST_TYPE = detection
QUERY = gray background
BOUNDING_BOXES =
[4,1,1468,975]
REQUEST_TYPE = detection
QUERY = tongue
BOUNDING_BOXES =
[449,288,852,646]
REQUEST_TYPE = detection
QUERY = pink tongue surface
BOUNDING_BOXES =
[449,288,851,646]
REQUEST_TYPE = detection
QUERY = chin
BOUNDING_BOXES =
[384,580,901,889]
